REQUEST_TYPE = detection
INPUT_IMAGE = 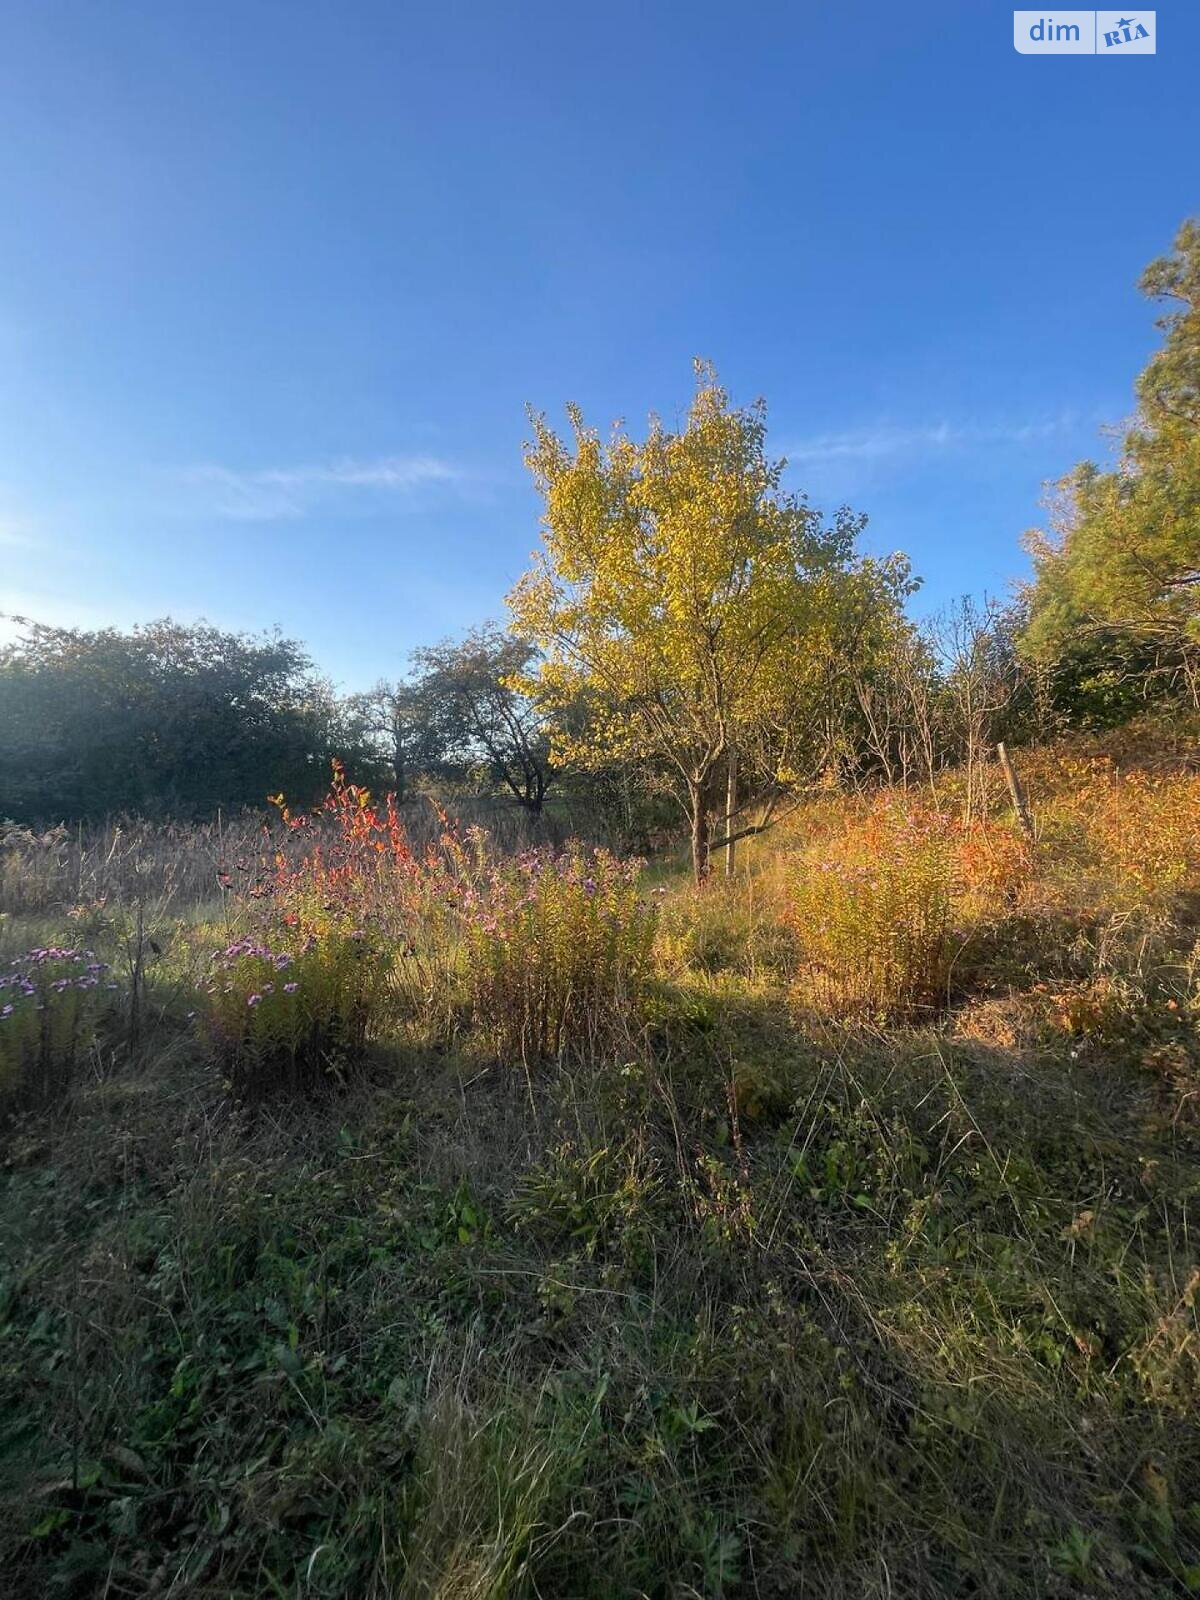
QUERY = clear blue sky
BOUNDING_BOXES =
[1,1,1195,688]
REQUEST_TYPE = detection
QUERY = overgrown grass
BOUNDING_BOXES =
[460,844,657,1064]
[3,720,1200,1596]
[787,802,960,1021]
[0,792,609,919]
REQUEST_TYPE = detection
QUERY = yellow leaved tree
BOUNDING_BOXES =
[509,362,909,880]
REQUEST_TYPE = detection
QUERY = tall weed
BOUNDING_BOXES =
[0,945,114,1110]
[787,804,1029,1021]
[199,931,393,1098]
[459,846,656,1063]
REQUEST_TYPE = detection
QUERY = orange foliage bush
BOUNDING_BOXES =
[787,800,1033,1022]
[1042,759,1200,900]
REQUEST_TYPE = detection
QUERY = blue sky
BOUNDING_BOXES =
[0,0,1195,689]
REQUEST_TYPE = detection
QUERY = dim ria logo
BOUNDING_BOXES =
[1014,11,1155,53]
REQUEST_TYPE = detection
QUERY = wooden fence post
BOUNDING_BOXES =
[996,741,1034,840]
[724,749,738,878]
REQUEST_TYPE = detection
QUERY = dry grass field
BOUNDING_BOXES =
[3,716,1200,1597]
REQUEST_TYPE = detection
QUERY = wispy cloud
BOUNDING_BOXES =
[180,454,462,521]
[785,414,1075,465]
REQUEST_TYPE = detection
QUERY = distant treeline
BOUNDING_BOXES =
[0,591,1185,846]
[0,618,559,827]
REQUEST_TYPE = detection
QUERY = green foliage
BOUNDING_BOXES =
[508,1136,659,1259]
[1024,218,1200,705]
[397,1381,598,1599]
[6,956,1200,1595]
[1034,625,1187,731]
[344,676,448,802]
[0,618,378,823]
[411,624,555,814]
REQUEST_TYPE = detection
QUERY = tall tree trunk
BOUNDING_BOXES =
[689,781,712,884]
